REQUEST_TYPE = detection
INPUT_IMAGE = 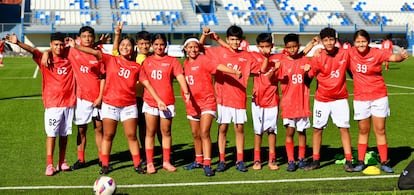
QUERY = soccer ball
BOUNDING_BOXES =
[93,176,117,195]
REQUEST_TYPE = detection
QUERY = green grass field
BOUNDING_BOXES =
[0,56,414,195]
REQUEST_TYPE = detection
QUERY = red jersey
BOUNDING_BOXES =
[208,46,260,109]
[101,53,140,107]
[33,50,76,108]
[381,39,393,53]
[309,48,349,102]
[250,52,284,108]
[183,54,218,116]
[67,47,104,102]
[349,47,391,101]
[278,56,312,118]
[0,41,4,54]
[342,42,351,50]
[140,55,183,107]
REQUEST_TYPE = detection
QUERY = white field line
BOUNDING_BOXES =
[346,78,414,90]
[33,66,39,78]
[0,175,399,190]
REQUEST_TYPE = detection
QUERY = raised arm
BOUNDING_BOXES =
[301,36,319,55]
[112,21,123,53]
[6,33,36,54]
[69,38,102,60]
[217,64,242,79]
[388,47,409,62]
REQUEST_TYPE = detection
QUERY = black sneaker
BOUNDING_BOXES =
[353,160,366,172]
[304,160,320,171]
[204,166,215,177]
[134,165,146,174]
[70,160,86,171]
[216,161,226,172]
[184,161,203,170]
[236,161,248,172]
[344,160,354,172]
[99,166,110,174]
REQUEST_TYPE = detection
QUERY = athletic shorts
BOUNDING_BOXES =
[353,96,390,120]
[283,117,310,132]
[74,98,101,125]
[251,101,278,135]
[187,110,216,121]
[142,102,175,119]
[216,104,247,124]
[313,99,350,129]
[44,107,74,137]
[101,102,137,122]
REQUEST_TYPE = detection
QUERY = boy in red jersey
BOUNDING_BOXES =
[350,29,408,173]
[207,25,260,172]
[250,33,283,171]
[6,33,76,176]
[381,34,393,70]
[278,33,313,172]
[304,27,353,172]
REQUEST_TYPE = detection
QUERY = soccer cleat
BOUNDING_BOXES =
[184,161,203,170]
[45,164,55,176]
[304,160,320,171]
[162,162,177,172]
[146,163,157,174]
[99,166,110,175]
[268,160,279,170]
[298,158,307,169]
[286,161,296,172]
[203,166,215,177]
[134,165,146,174]
[216,161,226,172]
[380,162,394,173]
[252,161,262,170]
[344,160,354,172]
[353,160,366,172]
[70,160,86,171]
[140,159,147,166]
[236,161,248,172]
[56,161,71,172]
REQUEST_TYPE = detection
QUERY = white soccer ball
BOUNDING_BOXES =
[93,176,117,195]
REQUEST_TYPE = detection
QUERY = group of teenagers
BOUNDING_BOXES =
[5,22,409,177]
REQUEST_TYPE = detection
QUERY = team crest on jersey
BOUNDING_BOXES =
[161,63,170,67]
[89,60,99,64]
[339,60,346,65]
[287,68,292,73]
[191,66,200,71]
[366,57,374,62]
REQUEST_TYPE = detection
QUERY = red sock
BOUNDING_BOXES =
[378,144,388,163]
[78,150,85,163]
[237,153,244,162]
[254,150,261,162]
[219,153,225,162]
[203,158,211,166]
[298,145,306,159]
[195,154,203,164]
[101,154,109,167]
[132,154,141,167]
[345,153,353,161]
[285,141,294,162]
[358,143,368,161]
[269,152,276,162]
[146,149,154,164]
[47,155,53,166]
[313,154,320,161]
[163,148,171,163]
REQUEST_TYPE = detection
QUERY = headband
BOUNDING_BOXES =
[183,38,200,47]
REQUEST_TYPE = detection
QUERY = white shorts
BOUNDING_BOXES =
[283,117,310,132]
[44,107,74,137]
[142,102,175,119]
[313,99,350,129]
[251,101,278,135]
[216,104,247,124]
[187,110,216,121]
[353,96,390,120]
[101,102,137,122]
[0,54,3,58]
[74,98,101,125]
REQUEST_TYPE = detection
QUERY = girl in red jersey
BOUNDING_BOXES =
[181,35,241,176]
[69,22,166,175]
[350,29,408,173]
[140,33,190,174]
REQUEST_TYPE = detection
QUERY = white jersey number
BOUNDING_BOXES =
[151,70,163,80]
[57,67,68,75]
[185,75,194,85]
[118,67,131,79]
[291,74,303,84]
[356,64,367,73]
[80,65,89,74]
[330,70,340,78]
